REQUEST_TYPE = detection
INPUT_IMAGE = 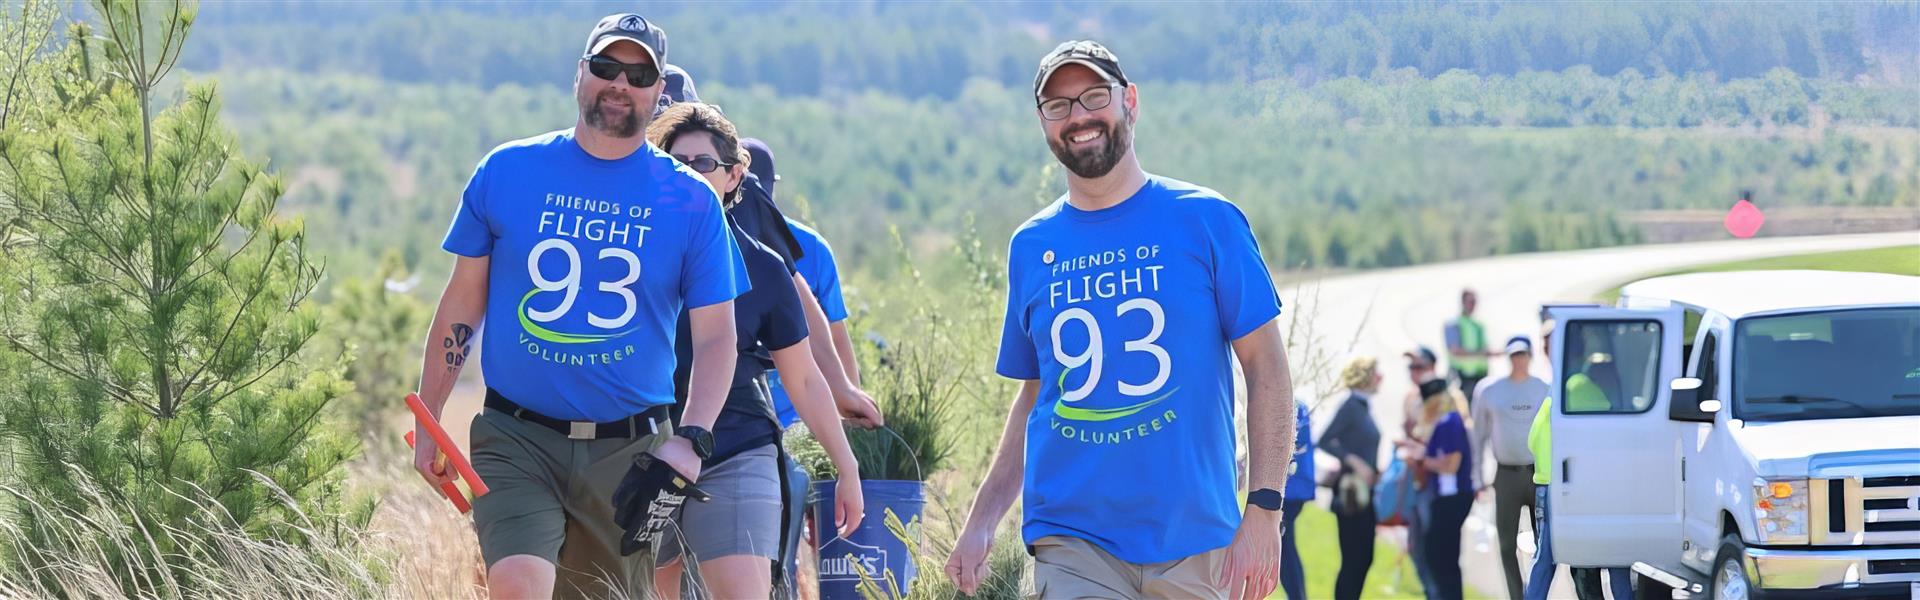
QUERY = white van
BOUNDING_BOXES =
[1546,270,1920,600]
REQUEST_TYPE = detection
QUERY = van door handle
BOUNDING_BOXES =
[1562,459,1570,483]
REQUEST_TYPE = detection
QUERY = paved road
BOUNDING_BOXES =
[1278,231,1915,599]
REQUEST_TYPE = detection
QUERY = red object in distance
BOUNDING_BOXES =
[1725,199,1765,239]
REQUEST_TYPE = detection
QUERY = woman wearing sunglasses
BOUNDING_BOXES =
[644,102,865,600]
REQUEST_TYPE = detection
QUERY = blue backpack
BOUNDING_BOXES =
[1374,454,1412,526]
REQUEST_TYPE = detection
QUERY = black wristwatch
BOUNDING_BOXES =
[673,426,714,460]
[1247,488,1284,512]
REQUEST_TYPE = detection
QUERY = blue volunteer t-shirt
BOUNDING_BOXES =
[768,218,847,428]
[995,174,1282,564]
[442,129,748,422]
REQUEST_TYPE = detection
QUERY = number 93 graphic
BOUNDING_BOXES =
[518,239,642,344]
[1049,298,1176,422]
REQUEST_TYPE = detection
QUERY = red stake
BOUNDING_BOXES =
[405,431,472,513]
[405,393,490,499]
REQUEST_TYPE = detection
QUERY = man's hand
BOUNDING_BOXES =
[834,385,884,428]
[412,424,456,488]
[946,380,1037,597]
[943,527,995,596]
[655,436,703,484]
[1218,507,1282,600]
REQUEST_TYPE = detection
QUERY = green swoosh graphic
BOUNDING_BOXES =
[1051,387,1178,422]
[517,289,639,344]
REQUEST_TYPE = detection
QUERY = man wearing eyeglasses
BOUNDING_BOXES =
[946,40,1298,600]
[412,13,746,599]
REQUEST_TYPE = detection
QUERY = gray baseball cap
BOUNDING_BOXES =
[1033,40,1129,102]
[584,13,667,66]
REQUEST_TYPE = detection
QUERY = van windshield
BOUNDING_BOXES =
[1734,307,1920,422]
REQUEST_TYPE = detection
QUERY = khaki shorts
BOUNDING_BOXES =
[469,408,668,600]
[1029,535,1226,600]
[658,443,784,565]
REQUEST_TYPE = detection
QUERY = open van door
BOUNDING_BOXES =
[1548,306,1686,568]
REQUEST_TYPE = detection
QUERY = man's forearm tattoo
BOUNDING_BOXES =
[443,323,475,372]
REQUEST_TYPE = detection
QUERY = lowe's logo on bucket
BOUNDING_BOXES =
[818,538,888,582]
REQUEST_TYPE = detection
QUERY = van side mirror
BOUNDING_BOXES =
[1668,378,1715,422]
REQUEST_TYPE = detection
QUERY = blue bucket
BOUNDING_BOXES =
[811,479,925,599]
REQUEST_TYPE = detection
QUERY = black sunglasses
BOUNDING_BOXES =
[582,55,661,87]
[1038,84,1120,121]
[672,154,735,174]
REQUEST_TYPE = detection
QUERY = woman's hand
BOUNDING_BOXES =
[833,476,865,538]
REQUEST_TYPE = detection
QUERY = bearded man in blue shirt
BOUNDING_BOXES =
[945,40,1298,600]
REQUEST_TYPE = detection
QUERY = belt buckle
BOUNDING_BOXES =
[568,421,596,440]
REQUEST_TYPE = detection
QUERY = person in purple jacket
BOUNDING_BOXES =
[1406,378,1474,600]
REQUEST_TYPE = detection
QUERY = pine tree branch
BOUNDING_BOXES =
[175,221,252,294]
[103,179,154,236]
[168,95,244,285]
[188,335,308,416]
[47,208,149,299]
[46,143,153,290]
[0,0,58,131]
[172,235,280,402]
[211,393,329,502]
[1,331,154,414]
[7,183,146,301]
[28,226,143,300]
[147,1,189,93]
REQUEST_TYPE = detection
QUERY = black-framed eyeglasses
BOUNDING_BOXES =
[1037,84,1119,121]
[672,154,735,174]
[582,55,662,87]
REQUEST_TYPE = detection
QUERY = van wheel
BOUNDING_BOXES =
[1712,534,1753,600]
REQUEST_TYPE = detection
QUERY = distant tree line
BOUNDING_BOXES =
[176,2,1919,100]
[198,66,1917,283]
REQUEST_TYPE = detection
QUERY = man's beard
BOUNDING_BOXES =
[1047,113,1130,179]
[582,88,643,138]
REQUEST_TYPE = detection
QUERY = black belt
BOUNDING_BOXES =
[1498,463,1535,471]
[485,388,671,441]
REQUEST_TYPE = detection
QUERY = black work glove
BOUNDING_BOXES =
[612,450,710,557]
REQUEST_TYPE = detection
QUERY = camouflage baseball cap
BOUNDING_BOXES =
[1033,40,1129,102]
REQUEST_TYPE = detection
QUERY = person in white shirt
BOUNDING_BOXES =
[1472,336,1550,600]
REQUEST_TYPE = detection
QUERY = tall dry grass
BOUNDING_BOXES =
[0,440,490,599]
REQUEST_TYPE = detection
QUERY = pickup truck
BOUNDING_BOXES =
[1545,269,1920,600]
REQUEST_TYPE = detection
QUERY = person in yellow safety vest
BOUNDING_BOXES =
[1444,289,1495,407]
[1566,353,1612,415]
[1525,321,1632,600]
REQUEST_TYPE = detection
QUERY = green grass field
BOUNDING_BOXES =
[1603,244,1920,302]
[1666,244,1920,276]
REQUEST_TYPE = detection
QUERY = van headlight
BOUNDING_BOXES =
[1753,478,1809,544]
